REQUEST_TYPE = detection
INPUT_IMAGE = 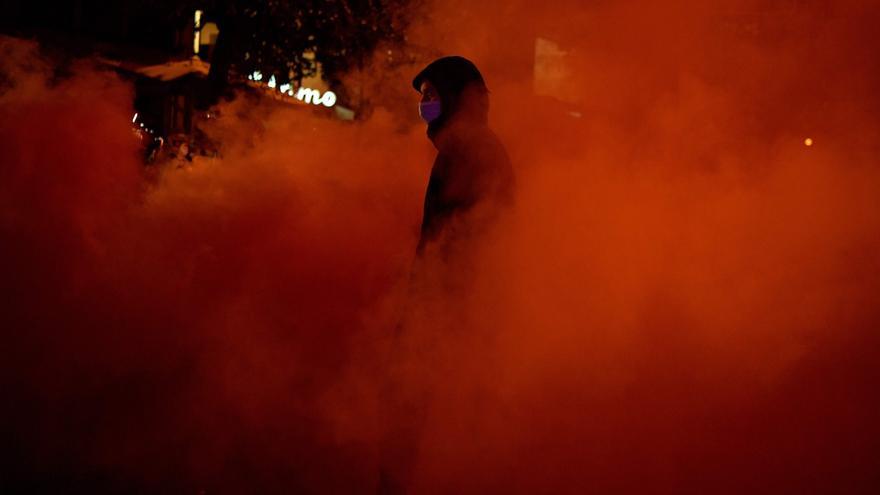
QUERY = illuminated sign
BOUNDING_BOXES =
[247,71,337,108]
[295,87,337,107]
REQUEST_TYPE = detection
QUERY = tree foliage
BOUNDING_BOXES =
[202,0,413,91]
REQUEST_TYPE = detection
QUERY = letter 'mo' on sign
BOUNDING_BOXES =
[296,87,337,107]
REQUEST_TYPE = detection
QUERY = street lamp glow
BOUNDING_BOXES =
[804,137,813,147]
[193,10,203,54]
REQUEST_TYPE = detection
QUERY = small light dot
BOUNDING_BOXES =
[804,137,813,147]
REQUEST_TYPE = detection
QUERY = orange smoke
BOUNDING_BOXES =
[2,0,880,493]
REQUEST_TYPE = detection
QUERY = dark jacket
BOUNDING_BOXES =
[413,56,515,255]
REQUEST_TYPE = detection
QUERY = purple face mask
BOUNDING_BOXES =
[419,100,442,123]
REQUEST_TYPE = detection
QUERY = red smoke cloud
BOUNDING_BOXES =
[2,0,880,492]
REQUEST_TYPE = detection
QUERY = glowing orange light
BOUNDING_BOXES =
[804,137,813,146]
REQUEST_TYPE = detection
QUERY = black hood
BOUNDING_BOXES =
[413,56,490,141]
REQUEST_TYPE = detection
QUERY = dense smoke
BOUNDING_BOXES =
[2,0,880,493]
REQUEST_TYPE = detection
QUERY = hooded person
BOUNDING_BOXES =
[412,56,515,259]
[375,57,515,495]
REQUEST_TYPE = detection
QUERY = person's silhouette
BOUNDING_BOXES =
[413,56,514,258]
[377,56,515,495]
